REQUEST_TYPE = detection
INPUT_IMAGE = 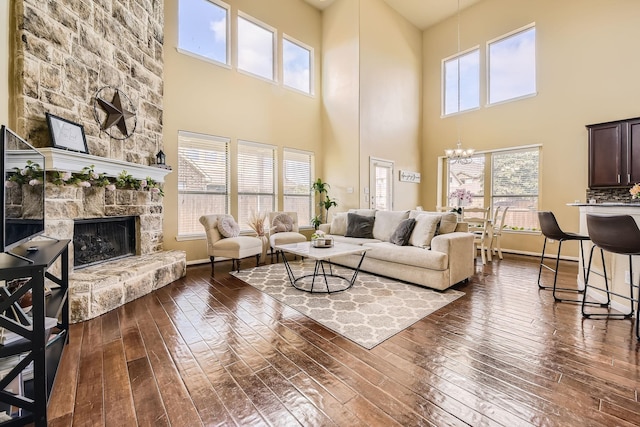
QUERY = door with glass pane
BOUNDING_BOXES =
[369,158,394,210]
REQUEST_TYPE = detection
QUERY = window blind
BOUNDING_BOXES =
[283,148,314,227]
[237,140,276,229]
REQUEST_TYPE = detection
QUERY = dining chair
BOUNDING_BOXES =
[490,206,509,260]
[464,207,492,264]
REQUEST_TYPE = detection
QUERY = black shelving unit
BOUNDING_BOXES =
[0,239,69,427]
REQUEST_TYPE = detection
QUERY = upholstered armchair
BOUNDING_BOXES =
[199,214,262,276]
[267,211,307,262]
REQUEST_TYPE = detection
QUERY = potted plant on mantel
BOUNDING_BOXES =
[311,178,338,229]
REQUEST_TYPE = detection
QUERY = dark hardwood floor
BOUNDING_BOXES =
[47,254,640,426]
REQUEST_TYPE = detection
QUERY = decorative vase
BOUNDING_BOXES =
[259,235,269,263]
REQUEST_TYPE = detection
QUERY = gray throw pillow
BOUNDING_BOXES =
[345,213,375,238]
[217,216,240,238]
[389,218,416,246]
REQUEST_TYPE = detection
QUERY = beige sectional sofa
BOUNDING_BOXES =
[318,209,474,291]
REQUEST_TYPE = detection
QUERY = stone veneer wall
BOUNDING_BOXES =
[13,0,164,159]
[11,0,187,322]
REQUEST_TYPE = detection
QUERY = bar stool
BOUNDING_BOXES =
[583,214,640,340]
[537,211,591,303]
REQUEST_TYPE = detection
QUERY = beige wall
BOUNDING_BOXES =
[422,0,640,256]
[359,0,422,210]
[322,0,360,210]
[0,1,8,126]
[322,0,422,213]
[163,0,323,262]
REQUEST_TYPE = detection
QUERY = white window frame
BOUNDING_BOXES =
[283,148,314,228]
[177,0,231,68]
[177,131,230,240]
[439,144,541,233]
[441,46,480,117]
[487,23,537,106]
[237,140,277,230]
[282,34,314,96]
[237,12,277,82]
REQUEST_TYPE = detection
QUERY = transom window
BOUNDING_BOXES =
[237,141,276,229]
[488,24,536,105]
[442,48,480,116]
[237,14,276,81]
[178,0,229,65]
[177,131,230,237]
[283,36,312,94]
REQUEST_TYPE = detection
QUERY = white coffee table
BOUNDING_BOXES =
[274,241,370,293]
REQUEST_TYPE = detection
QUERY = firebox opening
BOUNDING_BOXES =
[74,216,137,269]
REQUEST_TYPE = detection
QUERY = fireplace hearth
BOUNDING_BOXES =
[74,216,136,268]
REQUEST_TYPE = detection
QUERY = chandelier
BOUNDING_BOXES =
[445,141,475,164]
[444,0,474,165]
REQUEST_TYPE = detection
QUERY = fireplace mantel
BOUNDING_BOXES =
[39,148,172,183]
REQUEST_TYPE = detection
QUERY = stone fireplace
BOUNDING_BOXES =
[10,0,187,322]
[74,216,136,268]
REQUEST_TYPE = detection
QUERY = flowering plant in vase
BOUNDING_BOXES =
[449,188,473,207]
[311,230,325,240]
[630,183,640,199]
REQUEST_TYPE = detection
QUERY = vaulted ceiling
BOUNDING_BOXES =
[303,0,482,30]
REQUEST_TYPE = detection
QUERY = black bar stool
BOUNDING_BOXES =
[537,211,592,303]
[583,214,640,340]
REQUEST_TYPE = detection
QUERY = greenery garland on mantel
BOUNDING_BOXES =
[5,161,164,196]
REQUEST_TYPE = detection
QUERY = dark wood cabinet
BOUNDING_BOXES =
[0,240,69,427]
[588,117,640,188]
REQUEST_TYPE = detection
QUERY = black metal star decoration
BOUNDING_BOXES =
[93,87,137,140]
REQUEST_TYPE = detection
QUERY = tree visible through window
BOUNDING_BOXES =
[178,0,229,64]
[177,131,229,236]
[492,148,539,231]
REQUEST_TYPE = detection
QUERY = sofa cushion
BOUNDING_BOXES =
[348,208,376,217]
[408,211,458,235]
[217,216,240,238]
[271,213,294,233]
[330,212,348,235]
[389,218,416,246]
[345,213,375,238]
[372,210,409,241]
[330,235,383,245]
[409,214,441,248]
[362,242,448,270]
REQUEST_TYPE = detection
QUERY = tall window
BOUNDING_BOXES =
[178,0,229,65]
[237,141,276,229]
[448,156,485,207]
[488,24,536,105]
[283,36,312,94]
[237,14,275,80]
[283,148,313,227]
[492,148,539,231]
[177,131,229,236]
[443,48,480,116]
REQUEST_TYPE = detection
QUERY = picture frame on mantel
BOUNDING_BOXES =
[46,113,89,154]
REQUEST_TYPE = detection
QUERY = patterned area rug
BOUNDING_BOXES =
[232,261,464,349]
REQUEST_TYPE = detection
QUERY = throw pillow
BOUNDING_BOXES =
[409,214,441,248]
[437,212,458,234]
[271,213,294,233]
[345,213,375,238]
[372,210,410,241]
[330,212,348,235]
[217,216,240,238]
[389,218,416,246]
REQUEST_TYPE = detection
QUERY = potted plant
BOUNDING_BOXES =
[311,178,338,227]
